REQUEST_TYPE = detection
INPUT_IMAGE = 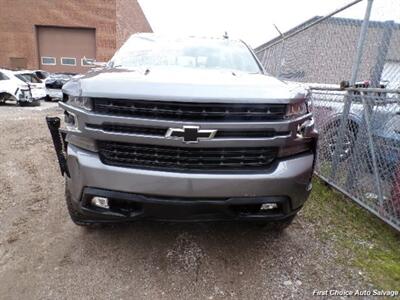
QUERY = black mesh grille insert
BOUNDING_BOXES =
[92,98,287,122]
[98,141,278,172]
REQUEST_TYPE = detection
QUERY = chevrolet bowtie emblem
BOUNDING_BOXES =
[165,126,217,144]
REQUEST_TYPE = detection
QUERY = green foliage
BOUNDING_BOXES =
[303,179,400,290]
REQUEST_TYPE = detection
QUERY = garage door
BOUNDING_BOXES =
[37,26,95,74]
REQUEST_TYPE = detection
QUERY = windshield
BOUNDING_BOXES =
[16,74,42,83]
[110,35,262,74]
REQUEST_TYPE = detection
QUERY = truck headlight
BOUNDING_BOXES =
[66,134,97,152]
[286,100,308,118]
[67,96,92,111]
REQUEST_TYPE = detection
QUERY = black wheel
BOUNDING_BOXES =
[272,214,296,230]
[0,93,7,104]
[19,100,41,107]
[255,214,297,231]
[32,100,41,106]
[320,119,358,161]
[0,93,14,104]
[65,180,95,227]
[44,96,52,102]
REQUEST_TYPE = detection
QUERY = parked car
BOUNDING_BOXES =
[44,73,74,101]
[0,69,44,106]
[312,88,400,177]
[47,33,318,228]
[17,70,72,102]
[14,70,47,101]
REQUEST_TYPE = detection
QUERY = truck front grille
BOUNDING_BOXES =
[92,98,287,122]
[97,141,278,172]
[87,123,289,139]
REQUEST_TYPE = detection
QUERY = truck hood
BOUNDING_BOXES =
[63,67,307,103]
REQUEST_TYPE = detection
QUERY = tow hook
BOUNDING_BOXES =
[46,116,70,177]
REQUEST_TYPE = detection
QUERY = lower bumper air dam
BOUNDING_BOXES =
[74,187,300,222]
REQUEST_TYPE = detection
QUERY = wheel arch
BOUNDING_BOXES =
[321,112,361,132]
[0,92,17,102]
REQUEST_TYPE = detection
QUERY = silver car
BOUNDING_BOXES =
[47,33,318,229]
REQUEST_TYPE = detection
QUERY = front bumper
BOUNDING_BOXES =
[17,89,43,103]
[66,144,314,221]
[77,187,301,222]
[31,88,47,100]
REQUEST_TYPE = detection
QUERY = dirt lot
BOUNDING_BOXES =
[0,102,374,299]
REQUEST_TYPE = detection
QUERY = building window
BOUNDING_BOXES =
[81,57,95,67]
[61,57,76,66]
[41,57,56,65]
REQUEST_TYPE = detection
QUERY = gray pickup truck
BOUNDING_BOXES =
[47,33,318,228]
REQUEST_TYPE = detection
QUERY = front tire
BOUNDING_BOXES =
[0,93,15,104]
[65,180,94,227]
[273,214,296,230]
[19,100,41,107]
[0,93,8,104]
[256,214,297,231]
[32,99,41,106]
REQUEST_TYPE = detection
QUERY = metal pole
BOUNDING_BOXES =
[277,39,286,78]
[361,94,384,207]
[330,0,374,179]
[261,48,267,66]
[350,0,374,85]
[273,24,286,78]
[370,21,394,87]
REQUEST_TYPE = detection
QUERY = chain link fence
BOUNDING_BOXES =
[255,0,400,231]
[311,88,400,230]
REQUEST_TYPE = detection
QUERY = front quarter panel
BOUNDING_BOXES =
[62,78,82,98]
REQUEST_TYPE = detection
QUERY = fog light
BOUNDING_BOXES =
[66,134,97,152]
[260,203,278,211]
[91,197,109,209]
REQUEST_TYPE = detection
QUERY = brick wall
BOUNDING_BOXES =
[116,0,152,48]
[0,0,151,70]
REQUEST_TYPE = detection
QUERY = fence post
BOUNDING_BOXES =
[330,0,374,179]
[261,48,267,66]
[370,21,394,87]
[277,38,286,78]
[361,94,384,207]
[344,19,394,193]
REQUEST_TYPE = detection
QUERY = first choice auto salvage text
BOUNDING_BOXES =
[312,289,399,297]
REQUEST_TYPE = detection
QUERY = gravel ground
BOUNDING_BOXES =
[0,102,367,300]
